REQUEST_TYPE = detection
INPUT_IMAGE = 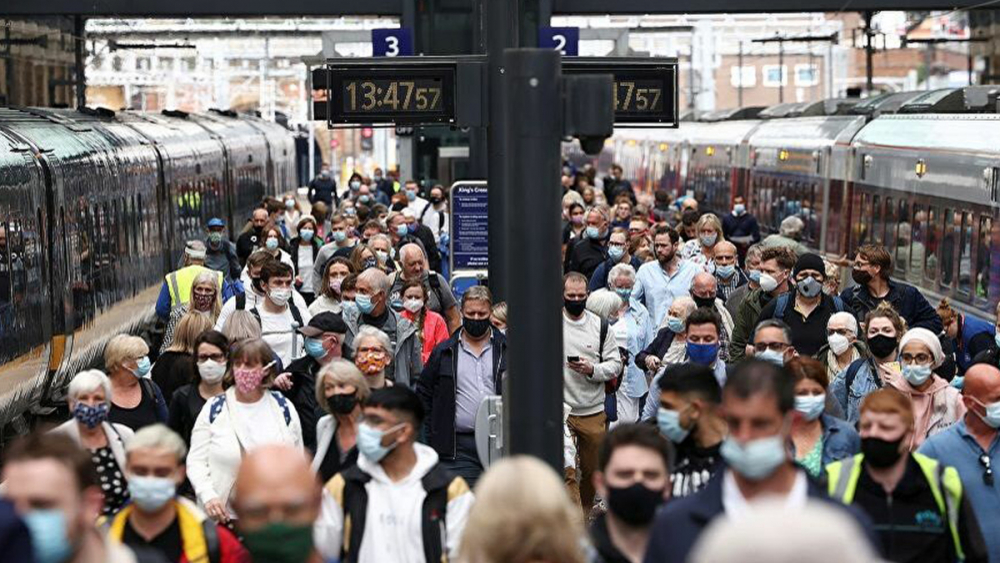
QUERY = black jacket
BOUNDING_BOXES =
[282,356,326,453]
[565,237,609,280]
[642,467,881,563]
[416,330,507,460]
[589,513,632,563]
[167,383,209,447]
[839,278,943,333]
[635,327,675,370]
[853,456,987,563]
[289,237,322,285]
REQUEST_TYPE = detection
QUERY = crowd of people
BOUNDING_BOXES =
[3,162,1000,563]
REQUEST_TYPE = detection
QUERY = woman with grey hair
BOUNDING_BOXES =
[51,369,135,517]
[352,325,394,389]
[313,359,371,482]
[161,269,222,353]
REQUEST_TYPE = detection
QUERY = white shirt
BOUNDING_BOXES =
[721,468,808,520]
[256,302,313,366]
[418,203,449,243]
[233,395,287,450]
[297,245,315,294]
[406,195,430,218]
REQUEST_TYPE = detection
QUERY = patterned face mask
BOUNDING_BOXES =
[192,292,215,311]
[355,351,388,375]
[73,402,109,429]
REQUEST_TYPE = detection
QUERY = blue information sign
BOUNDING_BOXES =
[372,28,414,57]
[538,27,579,56]
[450,181,489,271]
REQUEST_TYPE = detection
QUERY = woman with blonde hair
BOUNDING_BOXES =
[680,213,725,273]
[312,359,370,482]
[152,310,214,402]
[460,455,587,563]
[104,334,167,430]
[188,338,303,523]
[161,270,221,353]
[220,309,262,345]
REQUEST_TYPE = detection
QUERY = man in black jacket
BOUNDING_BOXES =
[279,312,347,453]
[416,286,506,488]
[565,206,610,279]
[841,243,942,333]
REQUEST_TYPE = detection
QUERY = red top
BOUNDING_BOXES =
[403,309,451,364]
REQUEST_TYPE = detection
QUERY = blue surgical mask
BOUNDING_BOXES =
[357,422,401,463]
[973,397,1000,429]
[72,402,108,429]
[332,230,347,243]
[715,264,735,279]
[359,194,371,204]
[405,190,417,202]
[128,475,176,512]
[756,349,785,366]
[902,363,933,387]
[132,356,152,378]
[720,435,787,480]
[733,204,746,216]
[585,226,600,239]
[657,407,691,444]
[265,237,279,251]
[24,510,73,563]
[615,288,632,303]
[666,315,685,334]
[687,342,719,366]
[355,293,376,314]
[608,246,625,261]
[699,233,718,247]
[794,394,826,421]
[300,229,315,242]
[748,269,762,284]
[396,224,409,237]
[304,338,327,359]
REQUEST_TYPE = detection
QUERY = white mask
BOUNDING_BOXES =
[198,360,226,384]
[828,333,851,355]
[403,298,424,313]
[759,273,779,293]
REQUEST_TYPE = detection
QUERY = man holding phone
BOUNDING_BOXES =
[563,272,624,516]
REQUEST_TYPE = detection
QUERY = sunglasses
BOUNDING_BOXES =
[980,454,994,486]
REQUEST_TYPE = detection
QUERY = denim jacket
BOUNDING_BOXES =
[830,358,900,425]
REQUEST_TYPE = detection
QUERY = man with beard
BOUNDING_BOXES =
[633,226,700,327]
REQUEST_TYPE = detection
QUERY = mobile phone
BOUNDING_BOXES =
[567,355,580,363]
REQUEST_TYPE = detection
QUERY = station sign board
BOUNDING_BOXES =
[539,26,579,56]
[372,28,413,57]
[449,181,489,271]
[562,57,679,126]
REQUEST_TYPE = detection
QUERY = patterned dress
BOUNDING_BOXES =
[91,446,129,517]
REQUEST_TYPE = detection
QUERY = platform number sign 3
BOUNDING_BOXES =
[539,27,579,57]
[372,29,413,58]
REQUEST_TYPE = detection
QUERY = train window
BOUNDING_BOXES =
[858,193,872,248]
[0,218,10,307]
[872,195,883,245]
[895,199,910,278]
[940,208,958,290]
[978,216,993,302]
[884,197,896,256]
[959,211,972,297]
[925,207,941,286]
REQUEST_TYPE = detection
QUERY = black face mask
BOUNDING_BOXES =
[564,298,587,317]
[463,317,491,338]
[253,225,264,235]
[606,482,665,527]
[867,334,898,359]
[861,436,905,468]
[693,295,716,309]
[430,196,443,205]
[852,268,873,286]
[327,393,358,415]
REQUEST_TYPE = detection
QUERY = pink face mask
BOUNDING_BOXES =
[233,361,275,395]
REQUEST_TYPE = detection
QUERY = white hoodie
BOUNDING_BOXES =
[314,442,475,563]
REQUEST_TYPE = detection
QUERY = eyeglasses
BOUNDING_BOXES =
[827,328,853,337]
[900,353,933,364]
[980,455,994,486]
[197,353,226,363]
[754,342,789,353]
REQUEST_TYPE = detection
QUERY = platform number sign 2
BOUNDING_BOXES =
[539,27,579,57]
[372,29,413,57]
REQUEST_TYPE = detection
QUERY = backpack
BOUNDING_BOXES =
[208,390,293,425]
[772,293,845,320]
[420,201,446,234]
[843,358,880,396]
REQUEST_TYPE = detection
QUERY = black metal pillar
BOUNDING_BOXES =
[485,0,517,300]
[74,15,86,108]
[504,48,563,471]
[864,11,874,95]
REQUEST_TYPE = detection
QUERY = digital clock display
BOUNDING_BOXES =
[324,67,456,125]
[563,59,678,126]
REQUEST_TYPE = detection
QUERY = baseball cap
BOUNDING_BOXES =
[207,218,225,229]
[298,312,348,337]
